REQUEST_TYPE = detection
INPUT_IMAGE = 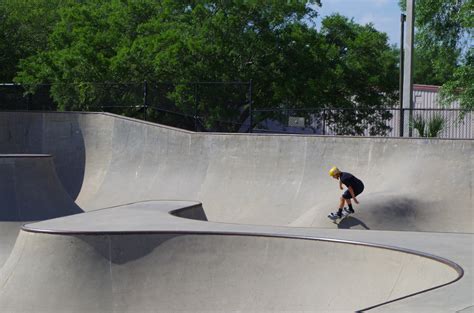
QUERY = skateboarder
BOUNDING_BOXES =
[328,167,364,220]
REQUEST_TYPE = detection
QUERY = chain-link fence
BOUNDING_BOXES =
[407,108,472,139]
[0,81,252,133]
[0,83,55,111]
[1,82,472,138]
[253,107,473,138]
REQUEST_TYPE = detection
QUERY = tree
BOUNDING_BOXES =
[15,0,327,127]
[318,15,399,135]
[400,0,473,109]
[12,0,398,134]
[0,0,72,82]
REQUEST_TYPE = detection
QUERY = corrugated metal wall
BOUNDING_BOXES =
[386,85,471,138]
[411,84,471,138]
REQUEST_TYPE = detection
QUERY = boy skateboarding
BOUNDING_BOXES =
[327,167,364,221]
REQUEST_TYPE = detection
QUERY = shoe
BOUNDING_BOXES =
[344,207,355,214]
[328,211,342,220]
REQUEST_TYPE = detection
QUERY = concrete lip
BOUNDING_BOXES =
[18,200,468,312]
[22,200,204,234]
[0,154,52,158]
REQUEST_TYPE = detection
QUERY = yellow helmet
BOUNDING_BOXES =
[328,166,340,177]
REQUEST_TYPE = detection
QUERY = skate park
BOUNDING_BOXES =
[0,111,472,312]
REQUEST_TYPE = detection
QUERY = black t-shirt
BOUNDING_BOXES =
[340,172,364,190]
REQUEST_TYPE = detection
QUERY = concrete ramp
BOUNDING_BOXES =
[0,154,82,267]
[0,112,472,312]
[0,112,472,232]
[0,222,21,268]
[0,154,82,221]
[0,201,458,312]
[0,229,459,313]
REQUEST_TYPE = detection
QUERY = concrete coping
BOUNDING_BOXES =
[0,154,52,158]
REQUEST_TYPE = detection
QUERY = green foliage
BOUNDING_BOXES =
[319,15,398,135]
[4,0,399,133]
[440,50,474,110]
[411,114,446,137]
[0,0,73,81]
[427,115,445,137]
[412,115,426,137]
[400,0,473,109]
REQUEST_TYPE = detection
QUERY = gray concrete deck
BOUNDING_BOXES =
[12,200,472,312]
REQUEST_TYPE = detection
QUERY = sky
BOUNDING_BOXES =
[312,0,403,46]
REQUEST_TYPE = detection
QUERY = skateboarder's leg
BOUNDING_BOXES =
[342,190,355,213]
[334,197,345,217]
[345,198,355,213]
[339,197,345,210]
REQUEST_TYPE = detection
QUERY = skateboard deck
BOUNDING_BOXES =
[328,211,351,224]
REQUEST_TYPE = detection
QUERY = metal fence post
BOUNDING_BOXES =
[143,80,148,121]
[322,108,326,135]
[408,108,413,137]
[194,83,198,132]
[248,79,253,133]
[400,108,405,137]
[27,92,32,111]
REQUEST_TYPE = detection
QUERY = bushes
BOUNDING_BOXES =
[412,114,445,137]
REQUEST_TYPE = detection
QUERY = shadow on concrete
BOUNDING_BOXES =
[337,216,370,230]
[79,233,183,265]
[0,112,86,201]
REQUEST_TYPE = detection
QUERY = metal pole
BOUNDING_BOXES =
[194,83,198,132]
[248,79,253,133]
[322,109,326,135]
[403,0,415,137]
[27,93,32,111]
[399,13,406,137]
[143,80,148,121]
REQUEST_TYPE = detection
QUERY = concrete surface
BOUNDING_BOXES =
[0,154,82,268]
[0,111,472,312]
[0,222,21,268]
[1,112,472,232]
[0,154,82,221]
[0,231,459,312]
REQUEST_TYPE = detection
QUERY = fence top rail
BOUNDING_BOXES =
[253,107,473,112]
[0,81,251,86]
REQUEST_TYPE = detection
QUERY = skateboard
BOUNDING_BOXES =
[327,210,351,224]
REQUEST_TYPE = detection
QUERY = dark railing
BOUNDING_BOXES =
[0,82,472,138]
[0,81,253,133]
[252,107,473,139]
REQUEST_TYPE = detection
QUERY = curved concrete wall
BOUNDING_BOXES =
[0,112,471,312]
[0,231,459,312]
[0,154,83,267]
[0,155,82,221]
[0,112,472,232]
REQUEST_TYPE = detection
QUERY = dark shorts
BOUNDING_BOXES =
[342,184,364,199]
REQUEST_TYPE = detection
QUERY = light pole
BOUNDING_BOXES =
[399,13,406,137]
[402,0,415,137]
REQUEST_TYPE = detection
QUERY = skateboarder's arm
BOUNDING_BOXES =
[339,180,343,190]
